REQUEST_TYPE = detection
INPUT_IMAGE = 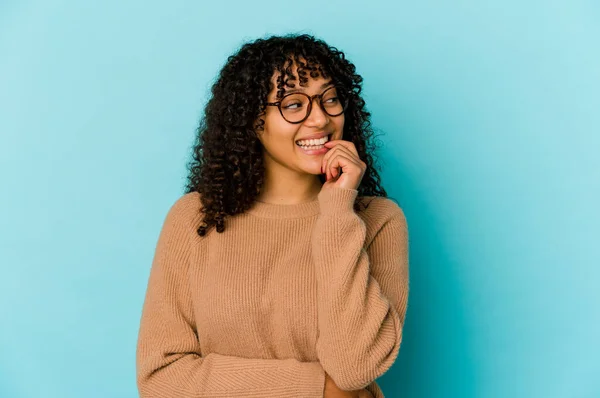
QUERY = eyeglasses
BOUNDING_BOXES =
[266,85,349,124]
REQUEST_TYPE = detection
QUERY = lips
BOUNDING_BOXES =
[295,133,332,145]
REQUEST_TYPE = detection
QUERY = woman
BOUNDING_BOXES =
[136,33,409,398]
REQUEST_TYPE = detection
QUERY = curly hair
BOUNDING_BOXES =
[184,33,390,236]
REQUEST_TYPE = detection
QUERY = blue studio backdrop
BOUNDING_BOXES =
[1,1,599,397]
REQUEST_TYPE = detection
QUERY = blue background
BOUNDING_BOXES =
[1,1,599,397]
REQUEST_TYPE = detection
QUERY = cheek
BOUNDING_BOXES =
[335,115,345,133]
[262,111,298,144]
[264,111,284,131]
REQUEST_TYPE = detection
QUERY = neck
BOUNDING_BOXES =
[255,167,323,205]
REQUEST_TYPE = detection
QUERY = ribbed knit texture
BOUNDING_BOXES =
[136,187,409,397]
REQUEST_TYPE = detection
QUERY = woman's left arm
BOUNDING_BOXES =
[311,187,409,392]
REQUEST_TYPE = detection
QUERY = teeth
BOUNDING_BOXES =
[296,135,329,146]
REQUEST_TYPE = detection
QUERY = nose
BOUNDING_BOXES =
[304,97,329,127]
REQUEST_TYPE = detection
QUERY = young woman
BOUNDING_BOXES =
[136,33,409,398]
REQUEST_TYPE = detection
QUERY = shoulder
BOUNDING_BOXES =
[358,195,406,222]
[357,195,408,239]
[164,191,205,230]
[170,191,202,212]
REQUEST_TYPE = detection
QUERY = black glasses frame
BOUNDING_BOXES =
[266,85,349,124]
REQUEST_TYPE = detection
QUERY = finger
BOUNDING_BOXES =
[322,145,360,178]
[322,146,337,177]
[325,148,342,181]
[324,139,359,158]
[328,153,361,179]
[322,141,359,170]
[325,146,367,181]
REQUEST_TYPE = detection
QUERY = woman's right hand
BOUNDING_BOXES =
[324,372,374,398]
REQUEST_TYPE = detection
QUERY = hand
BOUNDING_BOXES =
[323,372,374,398]
[320,139,367,191]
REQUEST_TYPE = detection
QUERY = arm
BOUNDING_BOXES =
[136,194,326,398]
[311,188,409,391]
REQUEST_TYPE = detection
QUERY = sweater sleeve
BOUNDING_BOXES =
[136,194,326,398]
[311,187,409,391]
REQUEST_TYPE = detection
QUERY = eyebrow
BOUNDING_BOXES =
[283,81,334,95]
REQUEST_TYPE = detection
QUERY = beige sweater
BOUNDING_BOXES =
[136,187,409,397]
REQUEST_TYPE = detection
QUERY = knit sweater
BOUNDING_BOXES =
[136,186,409,397]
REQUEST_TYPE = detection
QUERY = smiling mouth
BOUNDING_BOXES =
[295,134,332,147]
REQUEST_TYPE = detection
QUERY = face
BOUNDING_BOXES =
[256,67,345,177]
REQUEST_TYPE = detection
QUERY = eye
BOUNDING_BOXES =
[323,96,339,106]
[284,102,303,109]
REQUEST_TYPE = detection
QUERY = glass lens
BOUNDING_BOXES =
[280,94,310,123]
[321,86,346,116]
